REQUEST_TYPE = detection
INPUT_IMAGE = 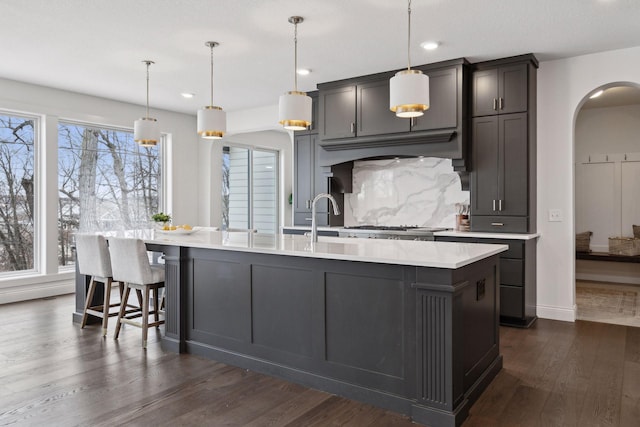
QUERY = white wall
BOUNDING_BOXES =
[537,46,640,322]
[0,77,197,303]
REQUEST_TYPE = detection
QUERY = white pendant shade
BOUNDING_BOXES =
[134,117,160,147]
[390,70,430,118]
[278,91,312,131]
[197,106,226,139]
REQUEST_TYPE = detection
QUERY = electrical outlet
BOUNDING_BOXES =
[548,209,563,222]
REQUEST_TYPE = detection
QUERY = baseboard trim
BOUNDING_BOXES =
[536,304,576,322]
[0,280,74,305]
[576,272,640,285]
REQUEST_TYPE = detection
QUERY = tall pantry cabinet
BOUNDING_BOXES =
[470,55,537,233]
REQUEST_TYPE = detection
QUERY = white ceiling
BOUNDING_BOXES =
[1,0,639,115]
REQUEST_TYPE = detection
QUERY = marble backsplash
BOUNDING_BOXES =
[344,157,469,228]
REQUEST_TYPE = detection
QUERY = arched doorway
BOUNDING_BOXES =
[574,83,640,326]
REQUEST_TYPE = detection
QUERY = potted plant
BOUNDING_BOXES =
[151,212,171,229]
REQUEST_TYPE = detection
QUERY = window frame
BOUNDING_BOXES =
[222,143,280,233]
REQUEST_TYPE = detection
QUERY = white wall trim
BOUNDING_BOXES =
[537,303,576,322]
[576,272,640,285]
[0,276,74,305]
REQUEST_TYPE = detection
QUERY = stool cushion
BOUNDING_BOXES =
[108,237,164,285]
[75,234,112,279]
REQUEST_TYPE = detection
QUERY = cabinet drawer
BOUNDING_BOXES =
[498,241,523,259]
[501,259,523,286]
[500,285,524,318]
[294,212,329,226]
[471,216,529,233]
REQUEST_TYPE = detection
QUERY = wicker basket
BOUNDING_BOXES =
[609,237,640,256]
[576,231,592,252]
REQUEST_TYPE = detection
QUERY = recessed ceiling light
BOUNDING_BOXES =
[420,41,439,51]
[589,90,604,99]
[296,68,311,76]
[181,92,195,99]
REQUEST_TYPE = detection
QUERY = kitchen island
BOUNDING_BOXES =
[74,229,506,427]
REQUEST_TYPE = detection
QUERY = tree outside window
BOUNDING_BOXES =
[0,114,35,273]
[58,123,161,266]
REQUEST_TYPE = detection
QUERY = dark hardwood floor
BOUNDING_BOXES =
[1,294,639,426]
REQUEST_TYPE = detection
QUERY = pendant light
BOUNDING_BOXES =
[197,41,226,139]
[389,0,430,118]
[278,16,312,131]
[134,60,161,146]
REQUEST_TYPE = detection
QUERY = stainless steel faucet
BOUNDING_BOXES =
[311,193,340,242]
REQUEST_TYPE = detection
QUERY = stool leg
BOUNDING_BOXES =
[153,286,159,325]
[101,278,113,336]
[136,289,143,309]
[81,277,97,329]
[142,286,150,349]
[114,284,131,340]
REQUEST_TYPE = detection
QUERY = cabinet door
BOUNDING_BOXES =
[499,113,528,216]
[498,64,528,115]
[357,80,408,136]
[294,135,314,220]
[319,86,357,140]
[471,68,498,117]
[471,116,499,215]
[411,67,458,131]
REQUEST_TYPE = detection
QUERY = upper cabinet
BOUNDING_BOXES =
[472,63,529,117]
[319,80,408,139]
[317,59,470,171]
[410,67,458,131]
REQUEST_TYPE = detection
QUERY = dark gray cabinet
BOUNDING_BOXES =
[357,79,408,137]
[435,235,537,328]
[472,63,528,117]
[470,55,537,233]
[318,86,356,140]
[319,80,408,139]
[316,59,469,172]
[471,113,528,218]
[410,66,459,131]
[293,133,329,226]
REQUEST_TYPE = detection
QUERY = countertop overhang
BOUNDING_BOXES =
[108,229,507,269]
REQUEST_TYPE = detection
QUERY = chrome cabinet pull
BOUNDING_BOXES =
[499,97,504,110]
[350,122,355,133]
[492,199,496,211]
[498,199,503,211]
[305,218,312,221]
[493,98,497,111]
[491,222,504,226]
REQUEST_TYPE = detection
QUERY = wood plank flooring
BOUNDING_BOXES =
[1,294,639,426]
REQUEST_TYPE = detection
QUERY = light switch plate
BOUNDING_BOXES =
[548,209,563,222]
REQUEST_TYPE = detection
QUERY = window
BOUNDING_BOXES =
[222,146,278,233]
[0,113,35,274]
[58,122,161,266]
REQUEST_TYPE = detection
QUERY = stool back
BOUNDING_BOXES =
[75,234,112,279]
[108,237,156,286]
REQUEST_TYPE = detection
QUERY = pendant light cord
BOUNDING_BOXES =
[145,61,150,118]
[210,44,215,106]
[294,21,298,92]
[407,0,412,71]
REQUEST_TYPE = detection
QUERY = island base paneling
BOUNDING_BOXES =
[142,245,501,427]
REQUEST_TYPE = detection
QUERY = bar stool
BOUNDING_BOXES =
[108,237,165,349]
[76,233,123,336]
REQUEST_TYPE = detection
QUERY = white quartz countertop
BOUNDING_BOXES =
[106,228,507,269]
[434,230,540,240]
